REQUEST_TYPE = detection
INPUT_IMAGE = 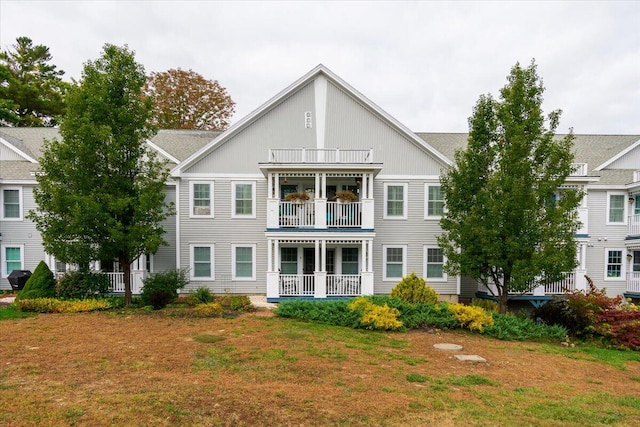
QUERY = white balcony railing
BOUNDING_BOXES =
[630,214,640,237]
[279,274,315,296]
[269,148,373,163]
[279,201,315,228]
[106,272,145,294]
[544,272,576,294]
[628,272,640,293]
[634,171,640,183]
[570,163,588,176]
[576,207,588,235]
[327,202,361,228]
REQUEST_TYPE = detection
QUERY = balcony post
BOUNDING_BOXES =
[267,199,280,229]
[362,199,374,229]
[361,271,374,295]
[314,271,327,298]
[574,270,587,291]
[267,272,279,299]
[315,199,327,229]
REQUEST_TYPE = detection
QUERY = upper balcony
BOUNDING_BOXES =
[268,148,374,164]
[630,214,640,238]
[569,163,588,176]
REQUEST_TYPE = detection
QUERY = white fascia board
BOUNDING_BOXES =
[180,173,265,179]
[588,184,629,190]
[0,137,38,163]
[377,174,441,180]
[594,138,640,171]
[0,179,38,185]
[146,140,180,164]
[264,231,376,240]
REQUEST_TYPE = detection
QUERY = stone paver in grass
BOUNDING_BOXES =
[455,355,487,363]
[433,343,463,351]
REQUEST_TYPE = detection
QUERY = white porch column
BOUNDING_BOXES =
[315,239,327,298]
[267,199,280,229]
[267,238,273,271]
[361,239,374,295]
[267,239,280,299]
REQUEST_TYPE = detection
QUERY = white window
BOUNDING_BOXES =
[424,246,446,281]
[604,249,624,280]
[425,184,444,218]
[341,248,359,275]
[384,183,407,219]
[190,181,214,218]
[280,247,298,274]
[606,192,626,224]
[190,244,214,280]
[383,245,406,281]
[232,181,256,218]
[1,187,23,220]
[232,244,256,280]
[2,245,24,277]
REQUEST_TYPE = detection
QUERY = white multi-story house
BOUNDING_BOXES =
[1,65,639,303]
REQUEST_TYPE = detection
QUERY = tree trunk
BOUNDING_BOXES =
[498,290,509,314]
[121,256,132,306]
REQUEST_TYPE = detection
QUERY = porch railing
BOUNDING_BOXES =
[327,202,361,228]
[569,163,588,176]
[279,201,315,228]
[543,272,576,294]
[279,274,315,296]
[269,148,373,163]
[106,272,145,294]
[327,275,361,296]
[628,272,640,293]
[629,214,640,237]
[634,170,640,183]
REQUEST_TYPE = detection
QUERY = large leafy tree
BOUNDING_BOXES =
[144,68,235,130]
[438,60,581,314]
[29,44,173,305]
[0,36,68,126]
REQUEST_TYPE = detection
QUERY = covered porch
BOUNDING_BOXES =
[265,234,375,301]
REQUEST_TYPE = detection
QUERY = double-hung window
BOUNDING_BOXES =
[191,244,214,280]
[384,183,407,219]
[605,249,624,280]
[607,192,625,224]
[2,188,22,220]
[2,245,23,277]
[232,181,255,218]
[383,245,406,281]
[190,182,214,217]
[425,184,444,218]
[424,246,446,281]
[341,248,359,275]
[232,244,256,280]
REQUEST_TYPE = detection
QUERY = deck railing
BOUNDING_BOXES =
[634,171,640,182]
[543,272,576,294]
[629,214,640,236]
[106,272,145,294]
[327,275,361,296]
[569,163,588,176]
[279,201,316,228]
[279,274,315,296]
[269,148,373,163]
[327,202,361,228]
[628,272,640,293]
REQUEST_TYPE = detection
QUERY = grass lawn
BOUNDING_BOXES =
[0,308,639,426]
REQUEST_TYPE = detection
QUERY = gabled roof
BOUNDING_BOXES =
[593,137,640,171]
[172,64,452,176]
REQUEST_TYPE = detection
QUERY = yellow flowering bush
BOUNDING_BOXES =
[348,297,403,331]
[448,303,494,332]
[193,302,224,317]
[17,298,111,313]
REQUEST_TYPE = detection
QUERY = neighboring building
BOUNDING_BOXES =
[1,65,639,302]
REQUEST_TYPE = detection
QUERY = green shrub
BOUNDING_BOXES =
[214,295,255,312]
[367,296,458,330]
[471,298,499,313]
[275,299,361,328]
[390,273,438,304]
[348,297,403,330]
[448,303,494,332]
[16,261,56,301]
[193,302,224,317]
[187,287,214,305]
[485,313,567,341]
[56,271,110,300]
[17,297,111,313]
[140,269,188,309]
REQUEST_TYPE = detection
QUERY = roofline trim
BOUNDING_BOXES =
[171,64,452,176]
[0,137,38,163]
[594,138,640,171]
[146,139,180,164]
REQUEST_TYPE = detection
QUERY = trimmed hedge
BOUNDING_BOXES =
[16,261,56,301]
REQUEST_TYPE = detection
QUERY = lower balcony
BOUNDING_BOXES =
[627,272,640,295]
[267,271,374,301]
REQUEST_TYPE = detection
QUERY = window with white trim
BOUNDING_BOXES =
[384,183,407,219]
[190,182,214,217]
[383,245,406,281]
[232,181,255,218]
[605,249,624,280]
[606,192,625,224]
[191,244,214,280]
[425,184,444,218]
[232,244,256,280]
[424,246,446,281]
[341,248,359,275]
[2,245,24,277]
[280,248,298,274]
[2,187,22,220]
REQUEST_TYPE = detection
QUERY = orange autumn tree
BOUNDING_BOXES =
[144,68,235,131]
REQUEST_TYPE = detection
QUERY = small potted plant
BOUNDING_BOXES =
[333,189,357,204]
[285,192,310,204]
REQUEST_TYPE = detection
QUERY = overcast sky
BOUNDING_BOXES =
[1,1,638,134]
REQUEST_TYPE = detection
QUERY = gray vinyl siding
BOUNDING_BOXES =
[0,143,26,161]
[325,82,444,175]
[607,146,640,169]
[179,178,268,294]
[371,179,458,296]
[585,188,630,296]
[184,83,316,174]
[0,185,46,290]
[152,186,177,273]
